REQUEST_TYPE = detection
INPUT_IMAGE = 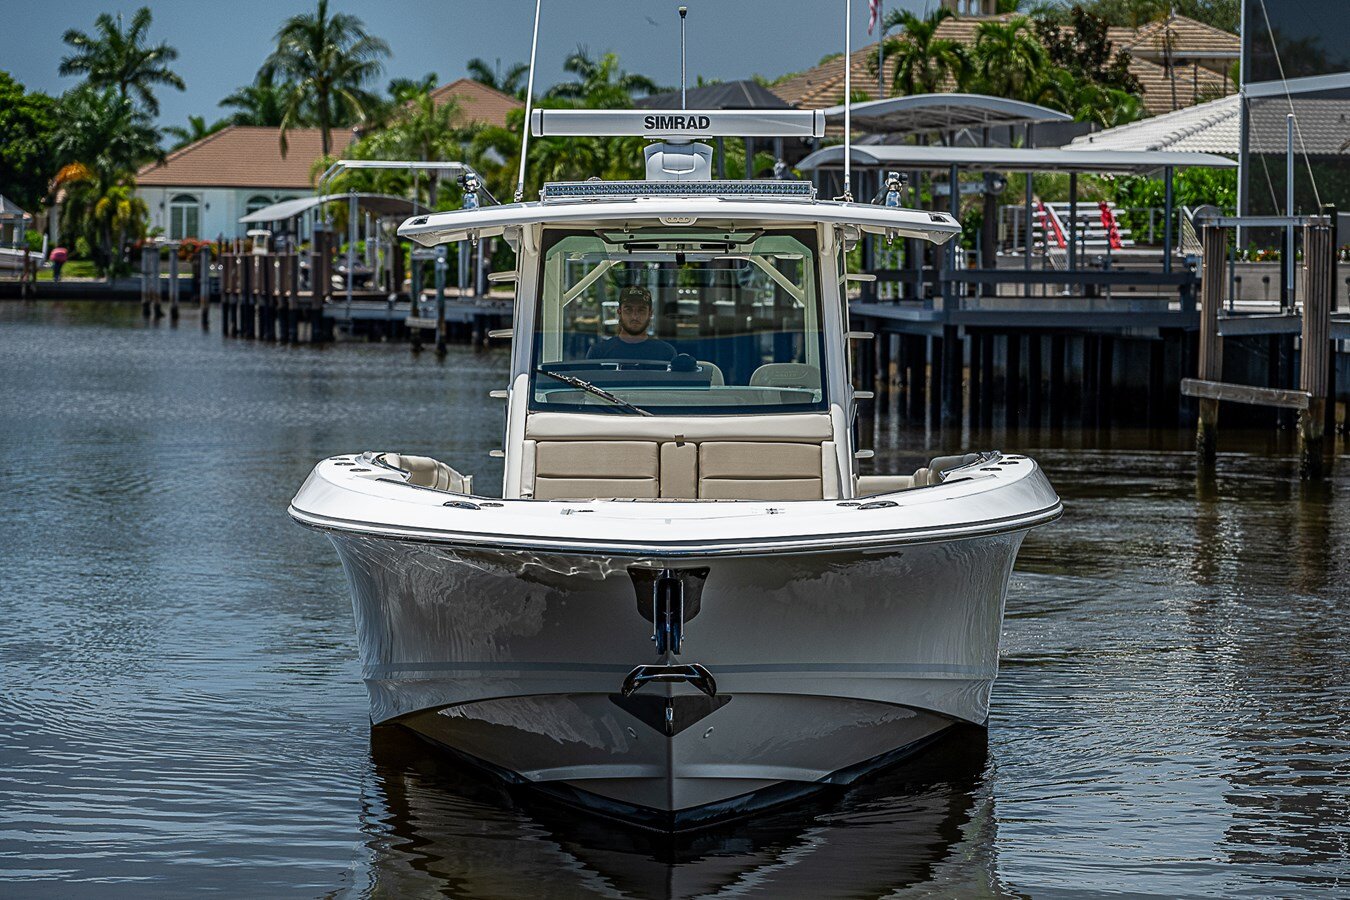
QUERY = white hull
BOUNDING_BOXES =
[0,247,32,273]
[320,518,1034,826]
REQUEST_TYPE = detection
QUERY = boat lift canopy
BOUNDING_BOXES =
[796,144,1236,175]
[0,193,31,247]
[799,141,1236,280]
[239,192,421,224]
[821,94,1072,139]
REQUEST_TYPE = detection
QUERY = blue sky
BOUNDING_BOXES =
[6,0,932,129]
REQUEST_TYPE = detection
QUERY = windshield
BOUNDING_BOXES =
[530,227,826,415]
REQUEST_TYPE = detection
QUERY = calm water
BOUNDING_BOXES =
[1,301,1346,898]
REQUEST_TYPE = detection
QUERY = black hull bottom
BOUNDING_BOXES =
[390,720,963,833]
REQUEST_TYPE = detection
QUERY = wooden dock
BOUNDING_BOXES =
[849,219,1345,477]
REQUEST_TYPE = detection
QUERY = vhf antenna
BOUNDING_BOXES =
[515,0,544,203]
[841,0,853,201]
[679,6,688,109]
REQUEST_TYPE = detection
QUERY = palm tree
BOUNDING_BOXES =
[468,103,643,201]
[387,72,439,104]
[1032,68,1145,129]
[546,48,663,105]
[355,94,468,207]
[165,115,226,150]
[52,87,160,275]
[971,16,1046,101]
[877,8,969,96]
[466,58,531,98]
[54,86,160,183]
[266,0,391,156]
[220,69,294,127]
[59,7,185,115]
[356,72,441,131]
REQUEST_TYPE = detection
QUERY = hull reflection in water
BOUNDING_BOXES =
[355,724,1000,898]
[328,529,1024,827]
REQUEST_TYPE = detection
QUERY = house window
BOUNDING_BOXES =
[244,194,275,218]
[169,194,200,240]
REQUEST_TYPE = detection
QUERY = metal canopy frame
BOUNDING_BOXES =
[311,160,489,306]
[821,93,1072,138]
[238,192,422,225]
[796,144,1237,175]
[799,144,1235,292]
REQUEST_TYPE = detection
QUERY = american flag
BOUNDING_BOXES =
[868,0,882,34]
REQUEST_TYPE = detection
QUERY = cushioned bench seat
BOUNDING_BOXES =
[521,413,841,501]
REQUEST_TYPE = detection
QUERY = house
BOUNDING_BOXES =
[769,12,1238,117]
[136,126,355,240]
[135,81,521,241]
[424,78,522,129]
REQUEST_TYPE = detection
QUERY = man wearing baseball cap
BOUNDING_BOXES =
[587,284,677,361]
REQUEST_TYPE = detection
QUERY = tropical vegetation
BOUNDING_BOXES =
[466,58,530,99]
[51,86,160,273]
[872,5,1145,128]
[219,70,291,127]
[1032,0,1238,33]
[0,73,58,213]
[11,0,1246,272]
[265,0,390,155]
[59,7,185,115]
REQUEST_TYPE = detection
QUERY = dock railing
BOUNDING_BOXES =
[863,263,1200,309]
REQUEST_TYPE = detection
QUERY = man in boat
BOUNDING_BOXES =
[587,284,676,361]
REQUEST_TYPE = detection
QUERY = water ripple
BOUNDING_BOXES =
[1,302,1346,897]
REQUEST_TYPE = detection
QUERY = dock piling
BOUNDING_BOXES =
[1195,224,1225,466]
[435,246,448,356]
[198,247,211,329]
[152,248,164,320]
[168,247,180,324]
[1299,216,1333,478]
[288,253,301,344]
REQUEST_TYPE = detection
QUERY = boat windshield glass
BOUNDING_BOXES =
[530,227,826,415]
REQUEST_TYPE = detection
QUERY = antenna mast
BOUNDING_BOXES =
[842,0,853,201]
[515,0,544,203]
[679,6,688,109]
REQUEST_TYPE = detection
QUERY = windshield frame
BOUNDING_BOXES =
[527,225,829,417]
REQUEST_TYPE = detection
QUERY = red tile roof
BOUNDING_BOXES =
[137,126,355,189]
[1123,15,1240,62]
[425,78,523,129]
[1130,57,1231,115]
[770,45,898,109]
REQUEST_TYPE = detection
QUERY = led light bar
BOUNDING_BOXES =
[539,180,817,202]
[531,109,826,138]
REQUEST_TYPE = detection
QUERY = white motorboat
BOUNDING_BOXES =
[290,108,1060,830]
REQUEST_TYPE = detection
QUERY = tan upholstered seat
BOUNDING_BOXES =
[519,413,840,502]
[378,453,471,492]
[749,363,821,391]
[856,474,917,495]
[533,440,659,499]
[698,441,825,500]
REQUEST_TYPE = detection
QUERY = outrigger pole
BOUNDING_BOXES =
[515,0,544,203]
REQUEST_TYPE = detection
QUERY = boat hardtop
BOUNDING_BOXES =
[399,187,961,248]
